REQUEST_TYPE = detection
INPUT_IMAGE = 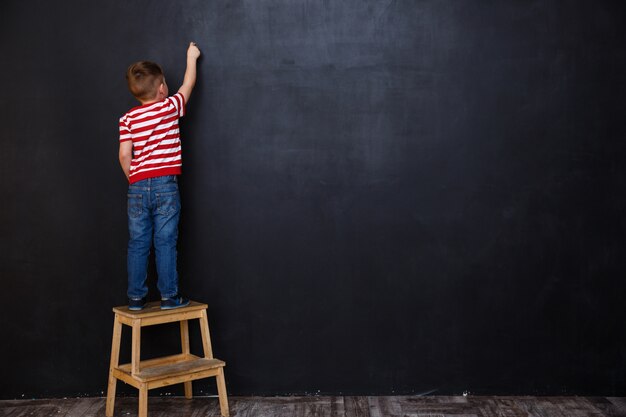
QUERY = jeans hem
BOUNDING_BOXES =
[128,295,148,300]
[161,293,178,299]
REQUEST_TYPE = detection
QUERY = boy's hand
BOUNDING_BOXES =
[187,42,201,60]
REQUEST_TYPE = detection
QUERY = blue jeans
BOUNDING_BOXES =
[127,175,180,299]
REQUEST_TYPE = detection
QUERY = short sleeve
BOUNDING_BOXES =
[167,93,186,118]
[119,117,132,143]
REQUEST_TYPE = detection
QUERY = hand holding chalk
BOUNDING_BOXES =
[187,42,201,60]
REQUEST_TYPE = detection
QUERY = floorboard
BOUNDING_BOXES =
[0,396,624,417]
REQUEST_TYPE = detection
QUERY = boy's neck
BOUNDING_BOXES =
[140,98,160,105]
[139,91,166,106]
[140,83,168,105]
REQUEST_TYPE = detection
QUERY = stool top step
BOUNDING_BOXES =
[113,300,208,318]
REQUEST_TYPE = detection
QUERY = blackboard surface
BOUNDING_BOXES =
[1,0,625,398]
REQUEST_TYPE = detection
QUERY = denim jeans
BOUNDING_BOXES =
[127,175,180,299]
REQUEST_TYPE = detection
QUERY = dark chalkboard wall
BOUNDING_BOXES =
[1,0,625,398]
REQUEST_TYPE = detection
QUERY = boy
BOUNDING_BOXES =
[118,42,201,310]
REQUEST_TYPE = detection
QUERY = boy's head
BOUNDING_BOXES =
[126,61,168,103]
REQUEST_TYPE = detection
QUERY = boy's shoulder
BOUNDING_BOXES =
[120,93,185,123]
[119,104,142,123]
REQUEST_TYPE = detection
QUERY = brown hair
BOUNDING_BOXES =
[125,61,164,101]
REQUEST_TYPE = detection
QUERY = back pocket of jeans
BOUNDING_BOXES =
[156,191,180,216]
[127,194,142,218]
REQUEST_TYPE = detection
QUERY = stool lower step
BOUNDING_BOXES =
[116,353,225,382]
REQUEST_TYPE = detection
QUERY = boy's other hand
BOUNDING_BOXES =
[187,42,201,60]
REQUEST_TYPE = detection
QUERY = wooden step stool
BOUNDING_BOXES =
[106,301,229,417]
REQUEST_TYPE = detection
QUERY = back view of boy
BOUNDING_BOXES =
[118,42,201,310]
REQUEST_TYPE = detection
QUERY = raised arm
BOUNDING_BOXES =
[178,42,201,103]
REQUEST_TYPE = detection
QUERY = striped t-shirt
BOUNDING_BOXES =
[119,92,186,184]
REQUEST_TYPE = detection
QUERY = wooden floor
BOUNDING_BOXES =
[1,396,625,417]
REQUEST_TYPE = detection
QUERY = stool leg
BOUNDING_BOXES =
[216,367,229,417]
[106,315,123,417]
[138,383,148,417]
[131,319,141,375]
[199,309,214,359]
[180,320,193,399]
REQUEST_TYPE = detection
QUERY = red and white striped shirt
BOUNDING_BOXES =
[119,93,186,184]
